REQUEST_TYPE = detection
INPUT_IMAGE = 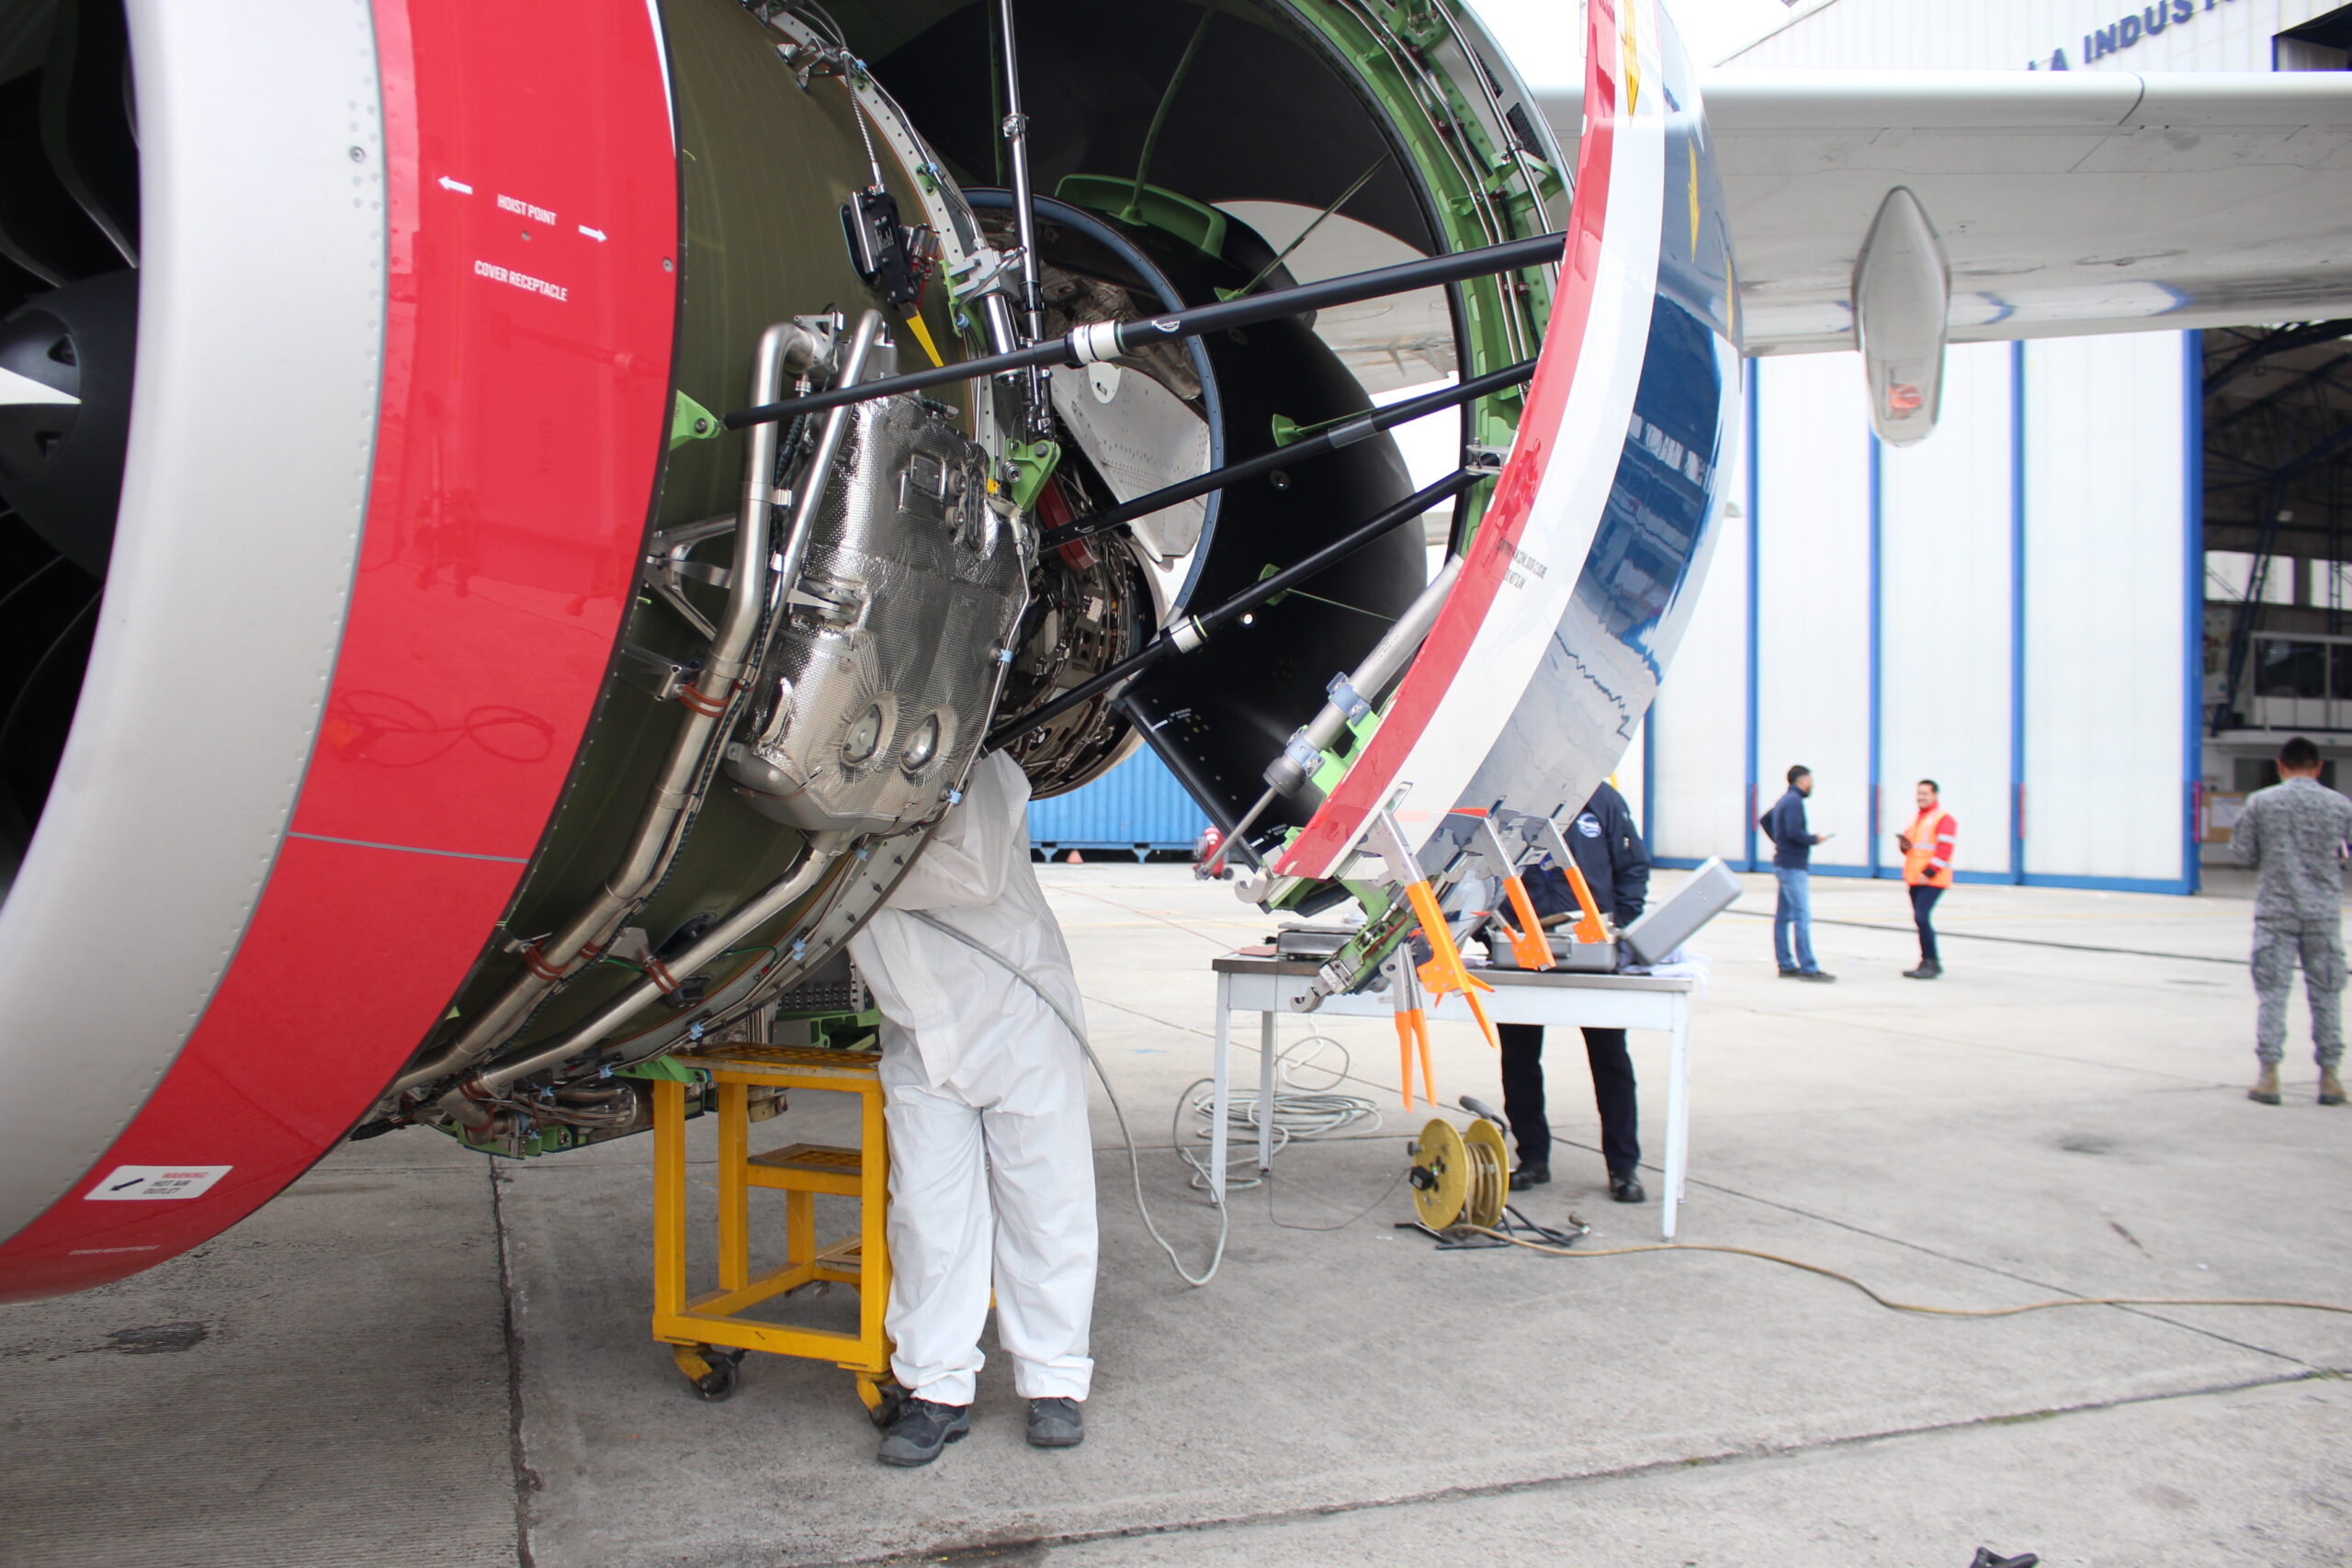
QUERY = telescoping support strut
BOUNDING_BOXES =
[993,0,1050,429]
[721,230,1566,432]
[1039,357,1533,552]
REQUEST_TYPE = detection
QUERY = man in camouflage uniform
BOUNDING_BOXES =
[2233,735,2352,1106]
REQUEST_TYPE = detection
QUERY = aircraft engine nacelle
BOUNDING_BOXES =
[0,0,1595,1298]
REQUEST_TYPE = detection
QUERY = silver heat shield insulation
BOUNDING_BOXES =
[725,393,1030,835]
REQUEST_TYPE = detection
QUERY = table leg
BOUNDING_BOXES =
[1257,1010,1278,1173]
[1663,1000,1690,1242]
[1209,973,1232,1207]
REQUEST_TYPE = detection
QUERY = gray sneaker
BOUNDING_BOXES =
[1027,1396,1085,1449]
[876,1397,970,1467]
[1798,969,1838,983]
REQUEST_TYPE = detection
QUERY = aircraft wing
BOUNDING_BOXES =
[1674,70,2352,355]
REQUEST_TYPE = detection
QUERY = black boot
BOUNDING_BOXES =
[1903,959,1941,979]
[876,1397,970,1467]
[1027,1397,1085,1449]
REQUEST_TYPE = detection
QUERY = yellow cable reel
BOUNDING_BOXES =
[1408,1116,1510,1230]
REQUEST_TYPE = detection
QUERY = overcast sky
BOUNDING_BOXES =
[1470,0,1801,73]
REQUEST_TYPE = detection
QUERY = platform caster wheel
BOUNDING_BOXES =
[673,1345,744,1402]
[859,1378,904,1429]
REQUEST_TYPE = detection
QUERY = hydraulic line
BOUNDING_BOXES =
[723,229,1567,431]
[1038,357,1532,552]
[459,835,846,1102]
[396,315,886,1098]
[986,467,1478,751]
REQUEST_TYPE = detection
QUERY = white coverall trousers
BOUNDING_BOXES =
[878,1020,1096,1404]
[849,751,1097,1407]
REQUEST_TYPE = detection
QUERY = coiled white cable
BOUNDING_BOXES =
[1170,1034,1385,1192]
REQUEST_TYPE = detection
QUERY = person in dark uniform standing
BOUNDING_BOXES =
[1496,783,1651,1204]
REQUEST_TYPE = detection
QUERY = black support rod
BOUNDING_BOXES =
[1041,356,1534,550]
[723,231,1566,431]
[986,467,1481,751]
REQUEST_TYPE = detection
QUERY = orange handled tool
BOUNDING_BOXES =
[1495,872,1554,969]
[1368,812,1498,1049]
[1389,964,1438,1111]
[1559,861,1611,945]
[1474,816,1555,971]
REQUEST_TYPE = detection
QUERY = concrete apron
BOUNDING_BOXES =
[3,866,2346,1568]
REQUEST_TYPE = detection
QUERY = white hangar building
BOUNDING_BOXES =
[1602,0,2352,895]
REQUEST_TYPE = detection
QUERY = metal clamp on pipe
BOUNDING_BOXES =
[451,835,848,1111]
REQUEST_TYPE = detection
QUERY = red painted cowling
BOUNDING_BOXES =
[0,0,677,1301]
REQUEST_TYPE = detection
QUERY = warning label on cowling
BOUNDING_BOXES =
[85,1165,232,1201]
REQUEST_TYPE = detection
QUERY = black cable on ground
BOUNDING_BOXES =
[1464,1227,2352,1320]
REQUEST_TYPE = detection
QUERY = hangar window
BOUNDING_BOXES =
[2312,559,2352,610]
[2206,549,2294,605]
[2256,638,2327,699]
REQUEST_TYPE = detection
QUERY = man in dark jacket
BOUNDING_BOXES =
[1497,783,1651,1203]
[1759,765,1836,982]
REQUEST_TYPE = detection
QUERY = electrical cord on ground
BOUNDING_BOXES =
[1462,1227,2352,1320]
[906,911,1227,1287]
[1263,1161,1413,1234]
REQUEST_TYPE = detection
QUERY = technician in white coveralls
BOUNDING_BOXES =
[847,750,1097,1467]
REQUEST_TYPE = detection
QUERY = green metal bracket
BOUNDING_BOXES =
[616,1055,708,1083]
[1254,561,1293,608]
[1055,174,1228,261]
[1005,438,1062,513]
[670,390,720,451]
[1272,404,1396,448]
[775,1007,883,1052]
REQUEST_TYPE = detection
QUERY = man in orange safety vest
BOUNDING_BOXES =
[1897,780,1956,979]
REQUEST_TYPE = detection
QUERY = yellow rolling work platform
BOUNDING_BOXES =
[650,1043,897,1416]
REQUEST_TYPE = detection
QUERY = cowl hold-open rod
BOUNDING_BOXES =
[985,466,1481,752]
[722,230,1566,432]
[1040,356,1534,551]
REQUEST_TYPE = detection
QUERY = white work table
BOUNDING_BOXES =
[1209,953,1699,1238]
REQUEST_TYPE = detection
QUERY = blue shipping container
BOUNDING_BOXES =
[1027,748,1204,860]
